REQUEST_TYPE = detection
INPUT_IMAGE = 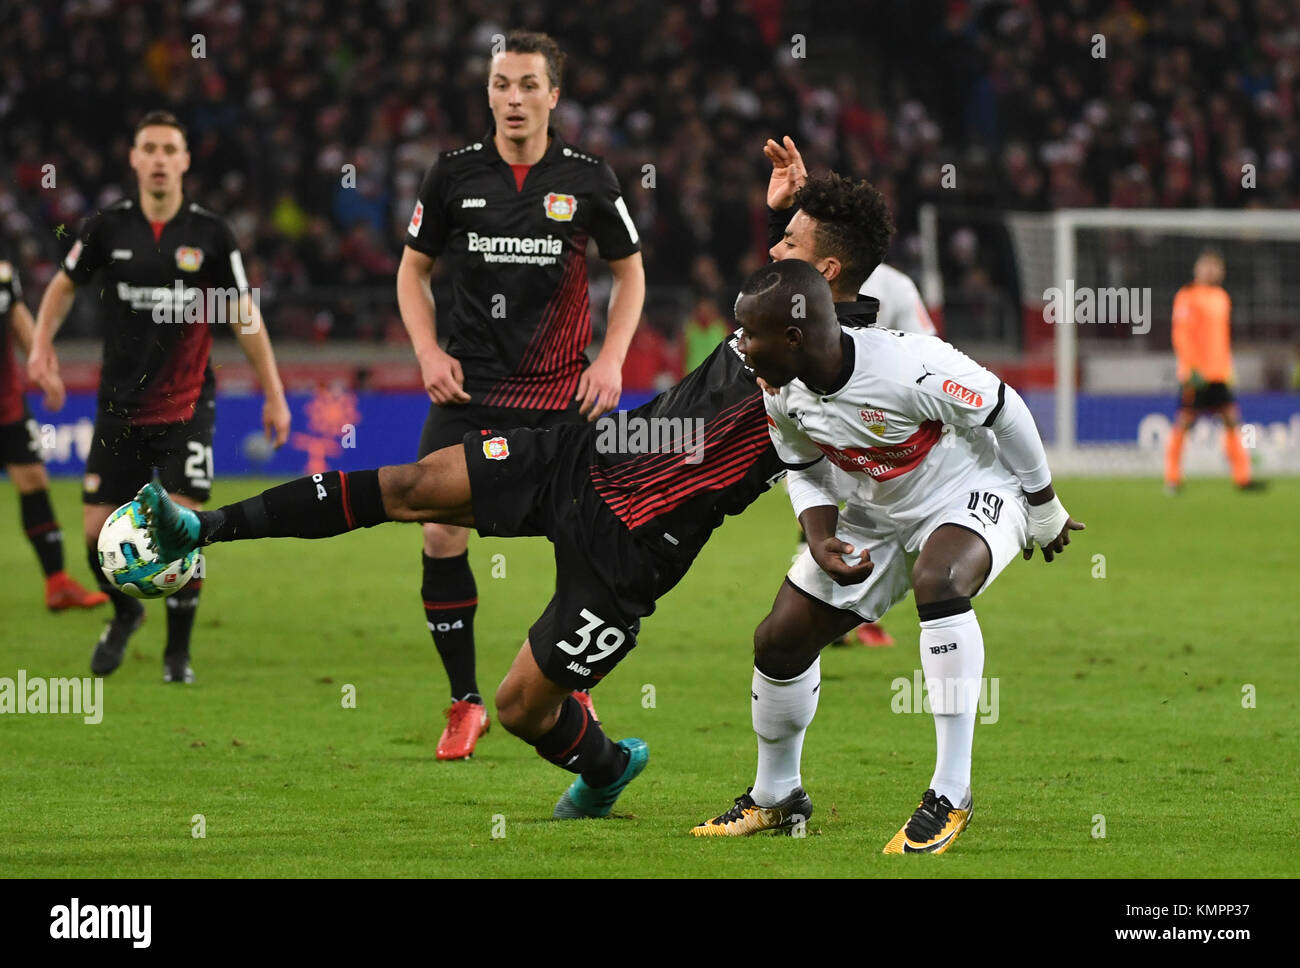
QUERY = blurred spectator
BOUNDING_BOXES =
[0,0,1293,358]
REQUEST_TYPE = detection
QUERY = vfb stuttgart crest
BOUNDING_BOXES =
[175,246,204,272]
[544,192,577,221]
[483,436,510,460]
[859,408,888,434]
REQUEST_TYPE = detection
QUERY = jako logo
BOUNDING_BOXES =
[461,197,486,208]
[50,898,151,948]
[566,661,591,677]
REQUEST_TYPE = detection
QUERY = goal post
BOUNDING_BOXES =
[912,206,1300,475]
[1031,209,1300,457]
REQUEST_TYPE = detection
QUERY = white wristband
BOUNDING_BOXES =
[1026,495,1070,548]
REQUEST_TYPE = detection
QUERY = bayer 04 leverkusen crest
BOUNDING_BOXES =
[482,436,510,460]
[174,246,204,272]
[543,192,577,221]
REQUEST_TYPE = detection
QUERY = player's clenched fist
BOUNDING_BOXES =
[418,345,471,405]
[811,537,875,586]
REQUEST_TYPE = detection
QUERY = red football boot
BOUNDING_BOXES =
[849,621,895,647]
[45,572,110,612]
[436,700,490,760]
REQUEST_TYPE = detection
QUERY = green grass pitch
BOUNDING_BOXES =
[1,476,1295,877]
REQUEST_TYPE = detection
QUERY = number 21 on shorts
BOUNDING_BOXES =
[185,442,214,489]
[556,609,626,664]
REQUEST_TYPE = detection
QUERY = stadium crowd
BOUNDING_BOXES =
[1,0,1296,355]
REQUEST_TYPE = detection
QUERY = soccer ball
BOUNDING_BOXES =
[97,501,198,599]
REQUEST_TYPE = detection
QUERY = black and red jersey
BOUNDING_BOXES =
[587,331,786,562]
[404,125,640,410]
[62,196,248,426]
[0,241,25,425]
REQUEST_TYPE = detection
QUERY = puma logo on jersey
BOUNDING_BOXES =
[916,366,936,385]
[460,197,486,208]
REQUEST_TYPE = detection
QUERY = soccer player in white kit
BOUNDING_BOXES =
[692,260,1084,853]
[763,134,936,647]
[863,262,936,335]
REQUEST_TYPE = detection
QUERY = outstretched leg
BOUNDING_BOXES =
[141,445,476,559]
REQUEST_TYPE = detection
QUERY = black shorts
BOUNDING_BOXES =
[464,424,691,691]
[1179,381,1234,411]
[83,401,216,506]
[417,400,582,459]
[0,404,42,466]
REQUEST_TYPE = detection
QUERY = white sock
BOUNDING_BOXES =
[919,609,984,807]
[751,658,821,806]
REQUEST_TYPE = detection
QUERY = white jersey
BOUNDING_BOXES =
[861,263,935,335]
[765,326,1016,522]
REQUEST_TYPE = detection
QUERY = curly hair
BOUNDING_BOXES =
[793,174,896,291]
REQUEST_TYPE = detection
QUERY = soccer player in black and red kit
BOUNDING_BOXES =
[139,312,789,818]
[28,111,292,683]
[0,236,108,610]
[396,31,645,758]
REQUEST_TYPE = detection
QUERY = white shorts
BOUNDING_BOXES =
[786,479,1030,622]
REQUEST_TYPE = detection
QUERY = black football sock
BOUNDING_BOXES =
[87,544,142,622]
[198,469,388,543]
[21,489,64,577]
[164,555,203,658]
[531,694,628,785]
[422,551,479,700]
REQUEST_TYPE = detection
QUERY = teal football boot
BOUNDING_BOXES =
[553,738,649,819]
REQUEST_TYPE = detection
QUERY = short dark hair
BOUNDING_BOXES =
[501,30,565,89]
[737,259,837,331]
[134,110,187,144]
[793,174,896,291]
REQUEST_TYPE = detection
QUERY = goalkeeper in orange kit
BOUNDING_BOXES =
[1164,250,1264,493]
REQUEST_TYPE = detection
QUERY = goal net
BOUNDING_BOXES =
[1000,209,1300,476]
